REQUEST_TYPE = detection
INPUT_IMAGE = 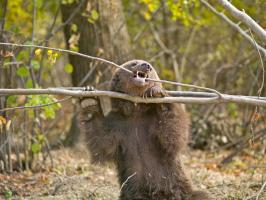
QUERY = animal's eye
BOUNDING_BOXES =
[131,61,138,66]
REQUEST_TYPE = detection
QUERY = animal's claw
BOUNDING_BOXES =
[84,86,95,91]
[144,86,166,98]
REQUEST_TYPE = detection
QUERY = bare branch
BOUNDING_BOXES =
[0,88,266,107]
[256,180,266,200]
[0,42,225,95]
[216,0,266,43]
[0,42,131,73]
[249,29,265,96]
[200,0,266,58]
[0,96,72,112]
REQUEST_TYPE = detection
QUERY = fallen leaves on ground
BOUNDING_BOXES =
[0,147,265,200]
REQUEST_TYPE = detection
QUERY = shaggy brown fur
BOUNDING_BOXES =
[80,60,212,200]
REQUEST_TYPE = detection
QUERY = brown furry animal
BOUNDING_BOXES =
[80,60,212,200]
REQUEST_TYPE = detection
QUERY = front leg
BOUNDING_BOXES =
[154,103,190,156]
[80,87,119,164]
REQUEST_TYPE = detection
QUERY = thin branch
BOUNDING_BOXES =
[249,29,265,96]
[0,42,225,95]
[146,78,222,97]
[78,65,97,87]
[45,0,86,41]
[216,0,266,43]
[0,96,72,112]
[0,42,131,73]
[28,0,38,87]
[0,88,266,107]
[200,0,266,58]
[256,180,266,200]
[120,172,137,192]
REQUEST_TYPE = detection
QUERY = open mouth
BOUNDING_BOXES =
[133,71,149,87]
[134,71,148,79]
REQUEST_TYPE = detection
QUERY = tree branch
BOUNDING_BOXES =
[200,0,266,58]
[0,88,265,107]
[216,0,266,43]
[0,42,225,95]
[0,96,72,112]
[0,42,130,73]
[256,180,266,200]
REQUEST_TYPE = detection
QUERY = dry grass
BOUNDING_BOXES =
[0,146,265,200]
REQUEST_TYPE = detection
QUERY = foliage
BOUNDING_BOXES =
[26,95,61,120]
[4,190,12,200]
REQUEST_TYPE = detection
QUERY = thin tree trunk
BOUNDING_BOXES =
[61,0,132,146]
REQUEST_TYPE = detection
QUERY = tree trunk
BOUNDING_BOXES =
[61,0,132,146]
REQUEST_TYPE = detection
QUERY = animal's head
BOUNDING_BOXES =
[111,60,162,96]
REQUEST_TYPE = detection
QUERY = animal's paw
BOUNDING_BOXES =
[80,86,100,112]
[143,86,166,98]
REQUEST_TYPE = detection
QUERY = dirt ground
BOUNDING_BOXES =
[0,146,265,200]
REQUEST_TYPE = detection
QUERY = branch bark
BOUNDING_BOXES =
[0,88,265,107]
[216,0,266,43]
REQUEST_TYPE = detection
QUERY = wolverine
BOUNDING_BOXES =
[80,60,212,200]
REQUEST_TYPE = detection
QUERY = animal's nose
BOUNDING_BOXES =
[140,63,152,71]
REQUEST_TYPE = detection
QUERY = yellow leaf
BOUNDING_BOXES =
[0,116,7,124]
[53,52,59,58]
[143,12,151,20]
[6,120,11,131]
[47,50,53,56]
[35,48,42,56]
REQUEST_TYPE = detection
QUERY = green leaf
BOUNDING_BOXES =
[37,134,45,143]
[4,190,12,200]
[91,10,99,20]
[71,24,78,32]
[7,96,17,106]
[64,63,73,74]
[43,107,56,119]
[31,60,40,70]
[87,18,95,24]
[16,67,29,77]
[31,143,41,154]
[26,79,33,88]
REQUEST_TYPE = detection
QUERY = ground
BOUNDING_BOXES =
[0,146,265,200]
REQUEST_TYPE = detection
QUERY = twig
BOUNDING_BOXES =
[0,42,132,73]
[200,0,266,58]
[0,42,228,94]
[78,65,97,86]
[120,172,137,192]
[28,0,37,87]
[46,0,86,41]
[216,0,266,43]
[248,28,265,145]
[0,96,72,112]
[146,78,223,97]
[220,128,266,165]
[256,180,266,200]
[149,23,181,83]
[249,29,265,96]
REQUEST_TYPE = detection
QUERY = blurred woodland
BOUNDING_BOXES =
[0,0,265,199]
